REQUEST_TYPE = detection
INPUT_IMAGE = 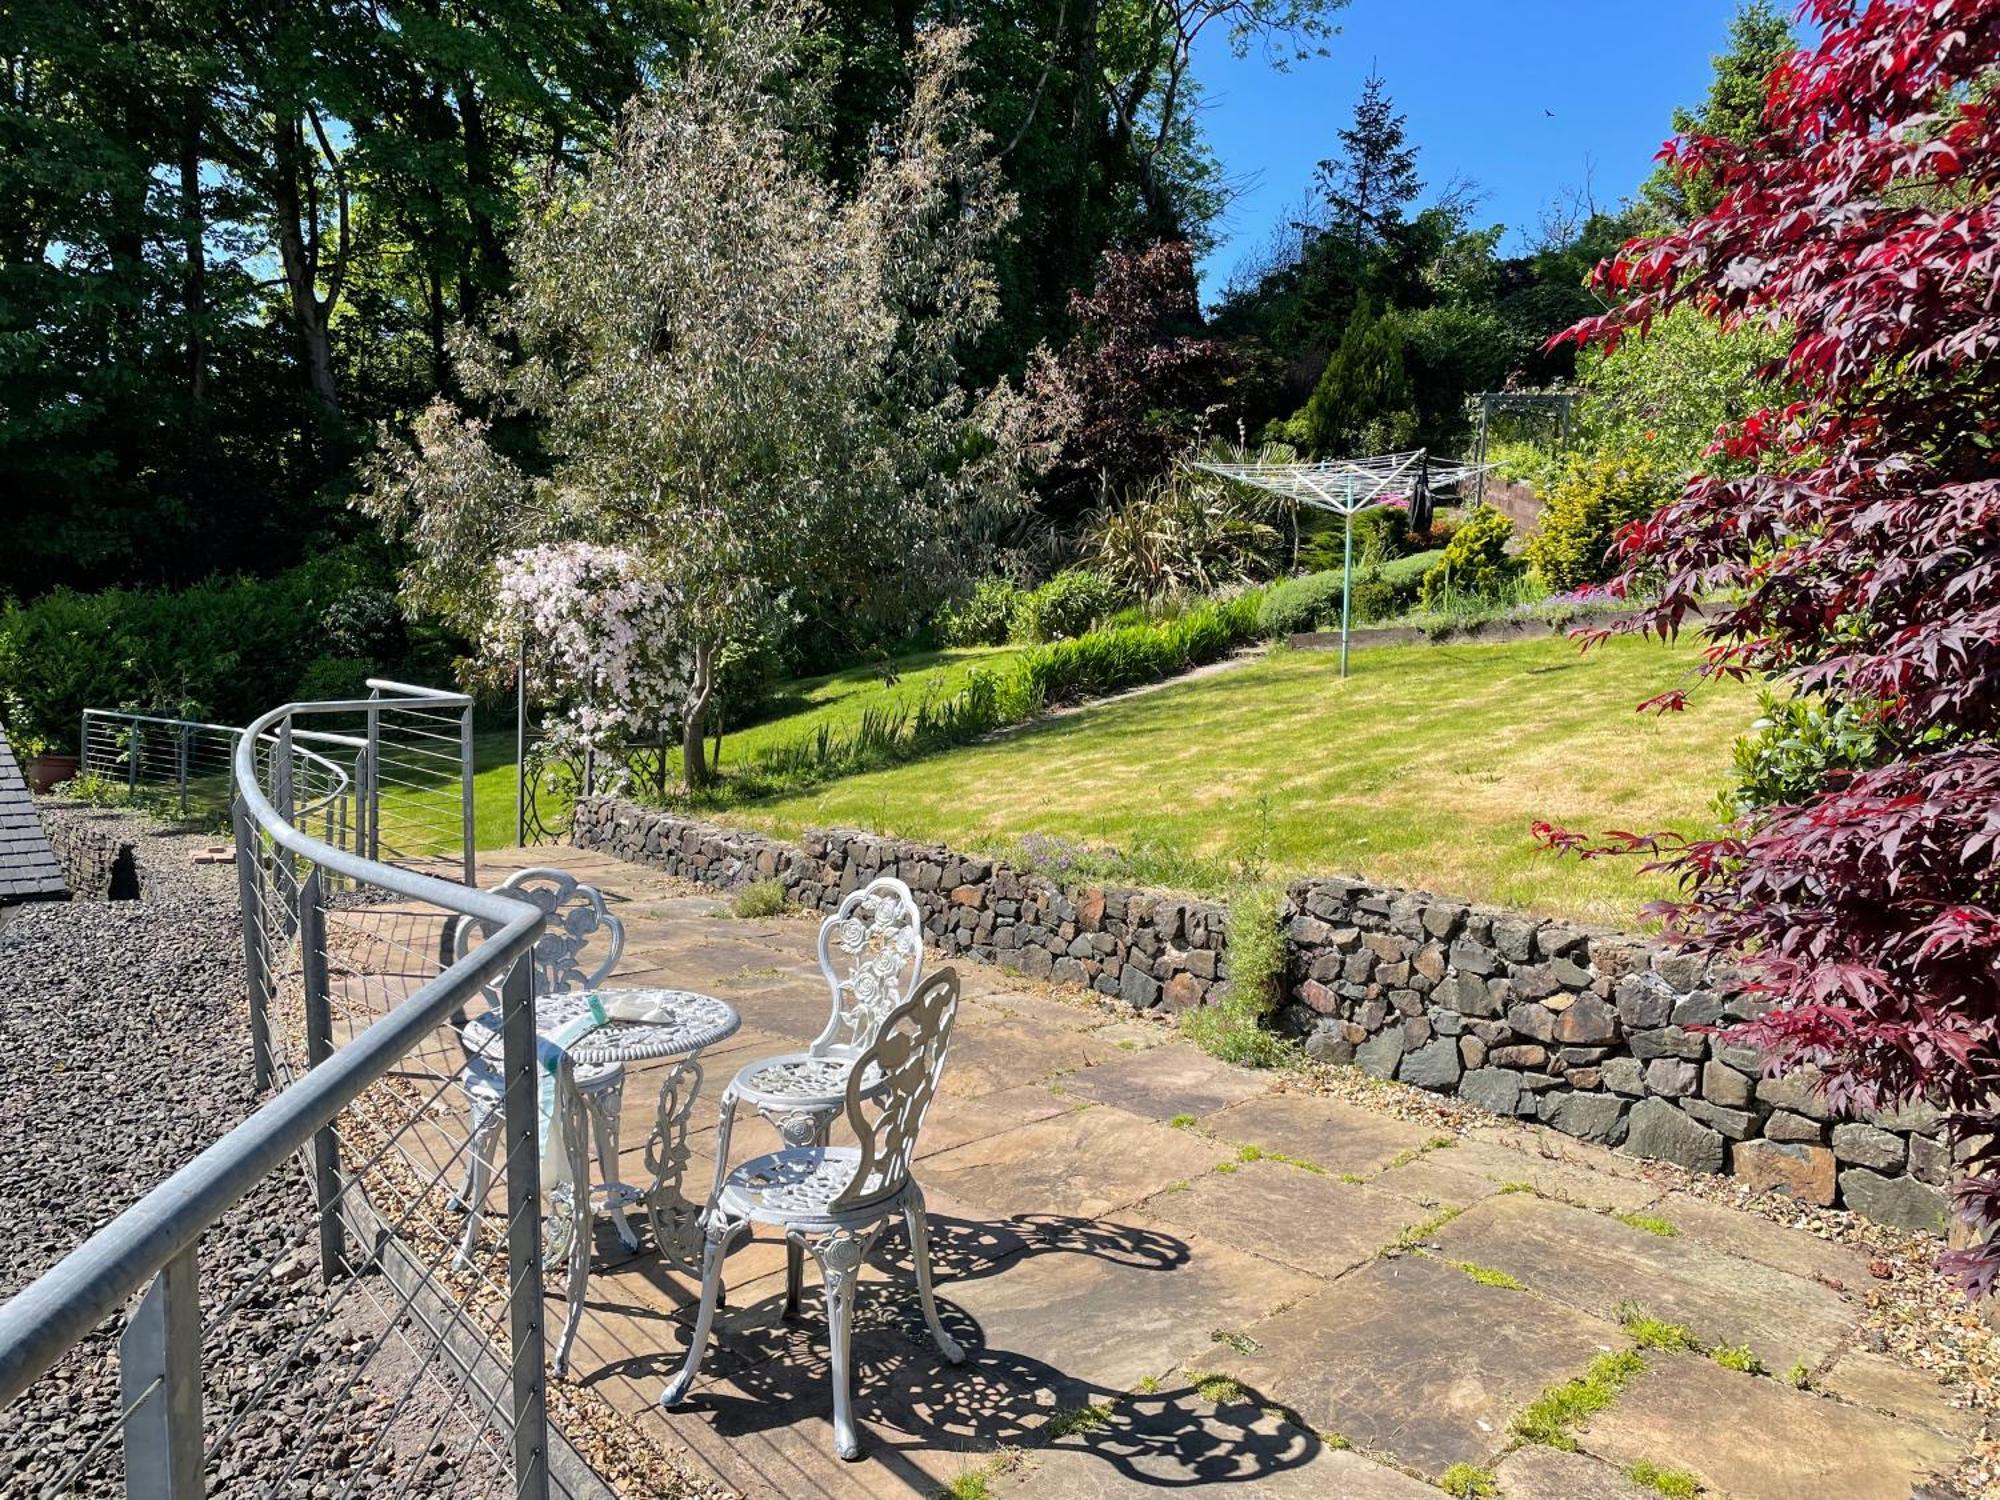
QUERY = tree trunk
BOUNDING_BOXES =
[179,94,207,412]
[270,121,342,419]
[681,641,716,791]
[458,78,508,305]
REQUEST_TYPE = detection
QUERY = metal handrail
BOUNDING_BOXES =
[80,706,360,823]
[0,686,546,1467]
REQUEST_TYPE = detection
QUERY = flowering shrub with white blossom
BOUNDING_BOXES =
[487,543,687,754]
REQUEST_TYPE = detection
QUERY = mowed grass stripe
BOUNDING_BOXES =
[720,634,1756,926]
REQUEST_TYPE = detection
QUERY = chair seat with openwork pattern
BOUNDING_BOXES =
[715,1146,897,1225]
[730,1051,886,1113]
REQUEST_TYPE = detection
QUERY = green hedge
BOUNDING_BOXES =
[0,553,405,752]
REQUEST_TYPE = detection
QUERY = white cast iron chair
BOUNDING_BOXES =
[661,968,966,1461]
[709,876,925,1313]
[447,866,631,1269]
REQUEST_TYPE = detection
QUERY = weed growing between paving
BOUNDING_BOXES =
[1614,1210,1678,1238]
[1710,1344,1765,1375]
[1619,1309,1702,1354]
[1188,1372,1246,1404]
[1511,1350,1645,1449]
[730,877,789,917]
[1616,1306,1768,1375]
[1235,1142,1325,1173]
[1043,1403,1114,1439]
[1441,1258,1525,1290]
[1383,1135,1455,1170]
[1438,1462,1498,1497]
[1210,1329,1262,1356]
[1626,1459,1702,1497]
[1384,1204,1463,1255]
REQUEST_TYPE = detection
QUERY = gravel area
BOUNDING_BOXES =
[0,804,507,1496]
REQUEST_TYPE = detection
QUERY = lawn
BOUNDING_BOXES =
[716,634,1760,928]
[709,644,1026,769]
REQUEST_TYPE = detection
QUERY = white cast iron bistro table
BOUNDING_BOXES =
[463,985,741,1376]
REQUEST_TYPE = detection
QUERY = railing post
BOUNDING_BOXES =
[120,1245,203,1499]
[127,722,140,797]
[298,870,348,1283]
[176,724,190,815]
[232,794,274,1093]
[500,956,549,1499]
[515,636,527,849]
[81,710,92,778]
[274,720,297,930]
[459,701,478,886]
[365,695,381,863]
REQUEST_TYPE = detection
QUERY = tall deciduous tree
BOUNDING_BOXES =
[362,11,1034,790]
[1545,0,2000,1285]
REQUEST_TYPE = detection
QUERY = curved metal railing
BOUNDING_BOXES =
[80,707,359,827]
[0,683,574,1497]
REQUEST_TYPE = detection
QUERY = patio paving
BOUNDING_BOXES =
[452,847,1982,1498]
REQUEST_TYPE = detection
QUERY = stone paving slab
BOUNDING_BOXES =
[1431,1190,1859,1372]
[1578,1353,1963,1500]
[1393,1135,1664,1212]
[1644,1189,1872,1288]
[1820,1348,1987,1441]
[915,1085,1076,1159]
[1493,1446,1661,1499]
[1199,1089,1440,1175]
[1059,1042,1270,1121]
[934,1222,1320,1394]
[1363,1153,1508,1211]
[1141,1158,1435,1279]
[1205,1254,1624,1478]
[942,1020,1125,1099]
[917,1104,1231,1220]
[988,1392,1439,1498]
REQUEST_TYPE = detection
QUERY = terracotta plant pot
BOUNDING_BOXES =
[25,752,79,793]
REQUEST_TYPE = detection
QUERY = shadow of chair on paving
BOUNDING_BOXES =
[603,1274,1322,1494]
[574,1213,1317,1491]
[593,1208,1191,1332]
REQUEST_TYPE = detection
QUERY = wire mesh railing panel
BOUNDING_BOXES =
[78,713,251,829]
[366,688,476,883]
[0,685,578,1499]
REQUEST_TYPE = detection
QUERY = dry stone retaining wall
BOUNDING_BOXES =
[37,804,139,900]
[572,796,1952,1231]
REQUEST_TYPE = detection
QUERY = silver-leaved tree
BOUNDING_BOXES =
[359,6,1035,788]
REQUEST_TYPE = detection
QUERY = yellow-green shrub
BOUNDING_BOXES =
[1418,505,1521,609]
[1524,450,1673,593]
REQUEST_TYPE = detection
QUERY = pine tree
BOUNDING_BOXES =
[1315,71,1422,240]
[1639,1,1797,226]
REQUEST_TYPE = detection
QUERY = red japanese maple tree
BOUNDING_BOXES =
[1548,0,2000,1285]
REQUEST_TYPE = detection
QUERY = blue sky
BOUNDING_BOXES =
[1192,0,1753,297]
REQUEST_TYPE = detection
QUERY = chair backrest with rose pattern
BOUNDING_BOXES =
[831,968,960,1212]
[808,876,926,1058]
[452,864,625,1002]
